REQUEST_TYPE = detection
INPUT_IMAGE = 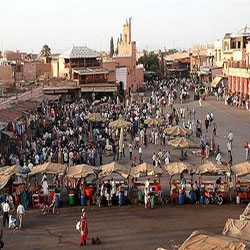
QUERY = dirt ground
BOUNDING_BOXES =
[3,202,246,250]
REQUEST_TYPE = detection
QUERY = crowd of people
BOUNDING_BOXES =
[0,75,248,247]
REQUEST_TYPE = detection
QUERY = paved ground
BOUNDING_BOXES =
[3,92,250,250]
[4,203,247,250]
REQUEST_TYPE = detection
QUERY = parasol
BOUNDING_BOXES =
[165,162,196,177]
[109,118,132,129]
[231,161,250,177]
[164,125,192,137]
[144,117,163,126]
[85,113,106,122]
[130,162,163,178]
[98,161,130,179]
[168,137,199,149]
[109,118,132,156]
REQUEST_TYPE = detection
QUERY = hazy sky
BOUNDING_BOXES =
[1,0,250,54]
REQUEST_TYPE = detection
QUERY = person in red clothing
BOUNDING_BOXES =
[80,208,88,246]
[200,146,205,164]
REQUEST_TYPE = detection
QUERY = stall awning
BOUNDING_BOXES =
[211,76,222,88]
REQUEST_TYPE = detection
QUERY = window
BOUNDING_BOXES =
[219,50,221,61]
[238,41,241,49]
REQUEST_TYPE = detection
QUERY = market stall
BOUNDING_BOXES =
[0,165,22,207]
[98,161,131,205]
[65,164,97,206]
[197,161,230,201]
[130,162,163,205]
[231,161,250,203]
[165,162,196,204]
[28,162,67,208]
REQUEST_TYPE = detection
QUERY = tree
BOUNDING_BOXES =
[138,51,159,72]
[39,44,51,63]
[110,37,114,57]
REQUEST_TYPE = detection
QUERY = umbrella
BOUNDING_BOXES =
[144,117,163,126]
[164,125,192,136]
[29,162,67,176]
[85,113,106,122]
[109,118,132,129]
[130,162,163,178]
[98,161,130,179]
[231,161,250,177]
[109,119,132,155]
[168,137,199,149]
[66,164,97,178]
[197,161,230,175]
[165,162,196,177]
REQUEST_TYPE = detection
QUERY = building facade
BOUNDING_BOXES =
[110,18,144,94]
[221,27,250,98]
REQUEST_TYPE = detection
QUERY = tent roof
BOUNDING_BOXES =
[179,230,249,250]
[98,162,130,179]
[66,164,97,178]
[231,161,250,177]
[165,162,196,177]
[29,163,67,176]
[0,165,21,189]
[197,161,230,175]
[222,218,250,244]
[130,162,163,178]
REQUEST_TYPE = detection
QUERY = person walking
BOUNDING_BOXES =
[228,177,234,202]
[79,208,88,246]
[227,141,232,157]
[2,201,10,228]
[244,141,249,160]
[42,178,49,203]
[228,131,233,144]
[128,142,133,160]
[138,146,143,164]
[199,97,202,108]
[16,202,25,229]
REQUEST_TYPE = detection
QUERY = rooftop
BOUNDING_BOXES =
[59,46,100,59]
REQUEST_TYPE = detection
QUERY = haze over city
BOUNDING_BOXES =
[1,0,250,53]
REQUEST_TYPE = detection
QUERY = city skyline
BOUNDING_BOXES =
[1,0,250,54]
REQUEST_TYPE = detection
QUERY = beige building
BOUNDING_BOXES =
[221,27,250,98]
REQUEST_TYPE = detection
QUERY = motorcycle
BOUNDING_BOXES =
[204,188,223,205]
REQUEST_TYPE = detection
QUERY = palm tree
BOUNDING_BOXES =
[39,44,51,63]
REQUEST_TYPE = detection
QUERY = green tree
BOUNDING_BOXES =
[110,36,114,57]
[138,51,159,72]
[39,44,51,63]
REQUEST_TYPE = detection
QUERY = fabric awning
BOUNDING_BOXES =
[211,76,222,88]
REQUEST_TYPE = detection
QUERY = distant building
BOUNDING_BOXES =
[102,18,144,94]
[221,26,250,98]
[48,46,118,100]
